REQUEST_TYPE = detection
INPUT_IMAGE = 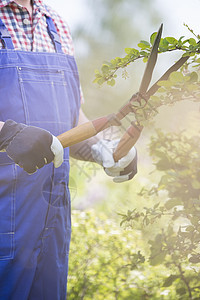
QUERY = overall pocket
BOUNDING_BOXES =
[17,66,72,135]
[0,159,16,260]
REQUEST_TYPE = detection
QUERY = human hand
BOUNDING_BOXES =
[0,120,63,174]
[91,139,137,183]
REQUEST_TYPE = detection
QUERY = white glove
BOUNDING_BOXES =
[51,135,64,168]
[91,139,137,183]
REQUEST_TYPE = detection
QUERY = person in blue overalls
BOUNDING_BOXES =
[0,1,137,299]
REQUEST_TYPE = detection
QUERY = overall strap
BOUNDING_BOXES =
[46,16,63,54]
[0,18,15,49]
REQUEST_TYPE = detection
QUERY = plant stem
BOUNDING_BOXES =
[177,263,193,299]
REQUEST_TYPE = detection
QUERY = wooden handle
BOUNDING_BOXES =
[57,114,121,148]
[113,123,143,162]
[57,121,97,147]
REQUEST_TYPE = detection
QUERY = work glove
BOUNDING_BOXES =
[0,119,63,174]
[91,139,137,183]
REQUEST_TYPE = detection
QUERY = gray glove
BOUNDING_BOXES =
[0,120,63,174]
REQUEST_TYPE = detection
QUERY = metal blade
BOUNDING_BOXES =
[145,56,189,99]
[138,23,163,95]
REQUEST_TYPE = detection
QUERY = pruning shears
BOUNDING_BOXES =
[57,24,189,161]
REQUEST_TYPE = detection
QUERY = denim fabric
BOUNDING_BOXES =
[0,15,80,300]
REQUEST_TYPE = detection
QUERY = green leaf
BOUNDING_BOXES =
[107,78,115,86]
[101,64,110,74]
[143,57,148,63]
[132,101,141,108]
[94,69,100,75]
[154,203,160,209]
[157,87,166,93]
[93,77,100,84]
[178,36,185,42]
[169,71,184,83]
[150,95,162,106]
[125,47,133,54]
[97,77,106,85]
[157,80,173,88]
[176,288,186,296]
[166,37,178,45]
[159,174,170,187]
[188,52,196,57]
[131,48,140,56]
[183,52,190,57]
[165,199,183,210]
[138,40,150,49]
[188,71,198,82]
[150,251,167,266]
[140,50,148,57]
[163,275,179,287]
[150,32,157,45]
[120,219,127,227]
[159,38,169,49]
[140,40,150,46]
[140,98,146,107]
[145,218,150,226]
[189,38,197,46]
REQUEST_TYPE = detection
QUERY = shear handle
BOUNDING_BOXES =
[112,56,189,162]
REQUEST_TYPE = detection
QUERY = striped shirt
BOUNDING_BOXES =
[0,0,74,54]
[0,0,83,102]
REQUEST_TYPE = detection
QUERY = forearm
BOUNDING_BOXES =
[70,137,99,162]
[69,109,101,162]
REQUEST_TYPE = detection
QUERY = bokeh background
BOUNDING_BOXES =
[44,1,200,298]
[45,0,200,209]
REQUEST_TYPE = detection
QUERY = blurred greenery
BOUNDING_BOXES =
[68,210,177,300]
[68,0,200,299]
[69,130,200,299]
[73,0,161,118]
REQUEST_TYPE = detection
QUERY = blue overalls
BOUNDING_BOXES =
[0,16,80,300]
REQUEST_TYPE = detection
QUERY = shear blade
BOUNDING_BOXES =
[138,23,163,96]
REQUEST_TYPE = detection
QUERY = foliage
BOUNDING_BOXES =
[74,0,161,119]
[68,23,200,300]
[68,131,200,299]
[93,27,200,130]
[68,210,179,299]
[94,30,200,86]
[128,70,200,127]
[120,130,200,299]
